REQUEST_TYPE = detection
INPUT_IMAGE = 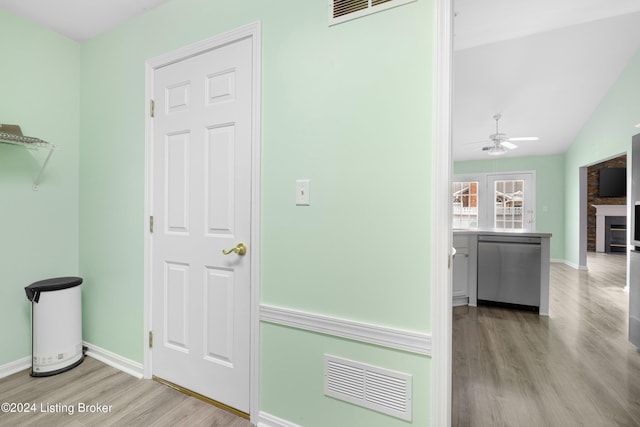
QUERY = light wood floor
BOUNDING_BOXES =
[453,252,640,427]
[0,356,252,426]
[3,253,635,426]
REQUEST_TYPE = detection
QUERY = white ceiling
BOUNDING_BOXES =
[0,0,172,41]
[2,0,640,162]
[454,0,640,161]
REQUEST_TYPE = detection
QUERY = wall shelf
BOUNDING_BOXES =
[0,126,55,190]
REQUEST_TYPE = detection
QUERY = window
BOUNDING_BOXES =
[452,181,479,229]
[453,172,535,231]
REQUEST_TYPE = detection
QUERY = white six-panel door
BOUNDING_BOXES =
[151,36,253,413]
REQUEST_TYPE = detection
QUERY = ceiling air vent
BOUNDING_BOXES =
[324,354,412,421]
[330,0,416,26]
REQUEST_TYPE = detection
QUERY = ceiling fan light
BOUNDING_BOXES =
[487,145,507,156]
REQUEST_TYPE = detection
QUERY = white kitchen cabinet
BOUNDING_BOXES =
[452,234,477,306]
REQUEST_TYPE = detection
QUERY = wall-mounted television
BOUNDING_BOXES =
[599,167,626,197]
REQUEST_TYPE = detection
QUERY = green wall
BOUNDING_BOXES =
[77,0,434,425]
[564,50,640,266]
[0,2,435,424]
[261,323,430,426]
[454,154,566,260]
[0,10,80,366]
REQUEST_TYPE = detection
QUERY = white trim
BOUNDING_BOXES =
[432,1,453,427]
[593,204,626,252]
[249,21,263,426]
[0,356,30,379]
[143,45,154,382]
[452,293,469,307]
[260,305,431,356]
[83,341,144,378]
[257,411,302,427]
[143,21,262,423]
[561,259,589,270]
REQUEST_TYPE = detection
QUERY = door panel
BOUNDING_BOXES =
[204,267,234,364]
[165,262,189,351]
[166,132,190,233]
[151,36,252,413]
[206,125,235,235]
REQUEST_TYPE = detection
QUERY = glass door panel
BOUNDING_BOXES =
[452,181,479,229]
[488,173,534,231]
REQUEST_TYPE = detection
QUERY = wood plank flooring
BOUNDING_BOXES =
[0,357,252,426]
[453,252,640,427]
[4,253,636,426]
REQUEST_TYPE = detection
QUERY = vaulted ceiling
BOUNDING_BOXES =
[453,0,640,161]
[2,0,640,162]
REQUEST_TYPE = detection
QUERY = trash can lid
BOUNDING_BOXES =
[25,276,83,303]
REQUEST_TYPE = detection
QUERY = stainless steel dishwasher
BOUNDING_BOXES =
[477,234,541,311]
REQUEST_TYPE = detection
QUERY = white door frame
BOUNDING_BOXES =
[432,0,453,426]
[143,21,262,421]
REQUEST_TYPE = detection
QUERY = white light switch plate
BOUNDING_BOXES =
[296,179,310,206]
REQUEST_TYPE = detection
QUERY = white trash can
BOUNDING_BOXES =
[25,277,84,377]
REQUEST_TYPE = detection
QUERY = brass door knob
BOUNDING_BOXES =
[222,243,247,256]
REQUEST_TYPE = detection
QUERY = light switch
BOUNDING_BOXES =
[296,179,310,206]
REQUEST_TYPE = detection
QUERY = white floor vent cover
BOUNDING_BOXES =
[324,354,412,421]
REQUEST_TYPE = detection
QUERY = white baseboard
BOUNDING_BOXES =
[257,411,302,427]
[557,259,588,270]
[452,294,469,307]
[83,341,143,379]
[0,356,31,379]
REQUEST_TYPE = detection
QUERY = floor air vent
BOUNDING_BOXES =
[324,354,412,421]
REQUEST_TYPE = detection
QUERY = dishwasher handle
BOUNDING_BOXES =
[478,235,541,245]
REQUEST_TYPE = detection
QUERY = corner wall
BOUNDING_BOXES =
[0,10,80,367]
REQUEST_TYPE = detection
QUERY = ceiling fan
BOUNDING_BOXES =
[480,114,539,156]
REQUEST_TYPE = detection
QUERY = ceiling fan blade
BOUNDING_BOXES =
[501,141,518,150]
[463,139,491,146]
[508,136,539,141]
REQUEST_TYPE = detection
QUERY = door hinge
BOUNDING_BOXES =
[149,215,154,233]
[150,99,155,118]
[149,330,153,348]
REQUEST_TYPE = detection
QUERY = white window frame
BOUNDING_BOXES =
[453,171,536,231]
